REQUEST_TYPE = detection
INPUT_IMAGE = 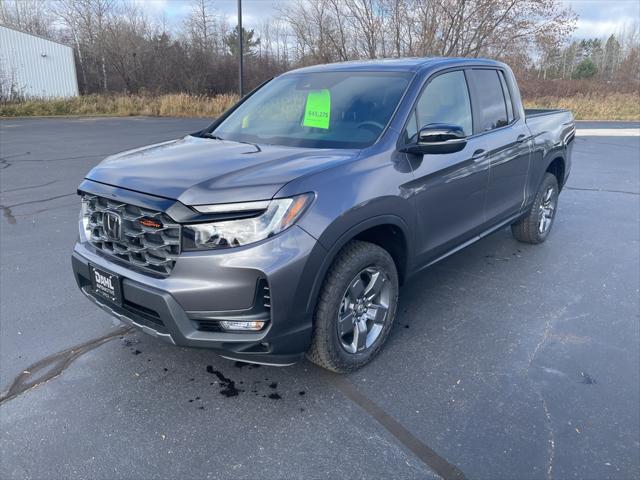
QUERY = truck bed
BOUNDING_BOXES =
[525,108,574,133]
[525,108,570,118]
[524,108,575,189]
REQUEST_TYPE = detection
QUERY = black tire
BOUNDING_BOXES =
[511,172,559,244]
[306,240,399,373]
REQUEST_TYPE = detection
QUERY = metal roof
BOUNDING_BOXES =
[0,24,72,48]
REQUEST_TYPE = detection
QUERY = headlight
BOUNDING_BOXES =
[182,193,314,251]
[79,197,92,241]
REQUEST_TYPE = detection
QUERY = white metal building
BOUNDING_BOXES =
[0,25,79,99]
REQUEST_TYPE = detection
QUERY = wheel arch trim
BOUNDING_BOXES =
[544,155,567,189]
[296,214,412,317]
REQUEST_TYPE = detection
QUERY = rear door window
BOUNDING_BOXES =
[470,69,509,132]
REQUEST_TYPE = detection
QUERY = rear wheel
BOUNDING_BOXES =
[511,172,559,244]
[306,240,399,373]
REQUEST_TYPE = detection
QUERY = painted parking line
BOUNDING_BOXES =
[576,128,640,136]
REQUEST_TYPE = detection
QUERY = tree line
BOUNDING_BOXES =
[538,32,639,84]
[0,0,638,99]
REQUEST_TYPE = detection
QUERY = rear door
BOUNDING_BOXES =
[403,69,490,265]
[467,69,531,224]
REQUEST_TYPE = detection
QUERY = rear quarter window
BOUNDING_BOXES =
[498,71,515,122]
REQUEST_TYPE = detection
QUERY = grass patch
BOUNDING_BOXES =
[1,92,637,121]
[0,93,238,118]
[523,93,639,121]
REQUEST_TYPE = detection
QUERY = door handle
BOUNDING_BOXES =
[516,134,528,143]
[471,149,486,161]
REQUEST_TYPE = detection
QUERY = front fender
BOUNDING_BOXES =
[313,196,415,252]
[291,199,415,326]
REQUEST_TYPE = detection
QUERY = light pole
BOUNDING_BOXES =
[237,0,244,98]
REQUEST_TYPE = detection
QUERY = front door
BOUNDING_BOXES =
[403,70,490,265]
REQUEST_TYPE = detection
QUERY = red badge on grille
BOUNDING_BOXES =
[139,217,163,229]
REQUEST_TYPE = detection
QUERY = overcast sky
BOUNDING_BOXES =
[137,0,639,40]
[563,0,639,38]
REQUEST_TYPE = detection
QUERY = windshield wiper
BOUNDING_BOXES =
[201,132,224,140]
[201,132,261,152]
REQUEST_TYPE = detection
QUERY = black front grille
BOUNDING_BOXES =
[123,299,163,325]
[195,319,223,332]
[83,194,180,276]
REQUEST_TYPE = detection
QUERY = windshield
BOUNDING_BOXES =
[212,71,413,149]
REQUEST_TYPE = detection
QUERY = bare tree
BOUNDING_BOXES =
[4,0,636,97]
[326,0,351,61]
[184,0,224,54]
[344,0,384,59]
[0,0,56,37]
[53,0,116,92]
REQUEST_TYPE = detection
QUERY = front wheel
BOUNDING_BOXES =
[511,172,559,244]
[306,240,399,373]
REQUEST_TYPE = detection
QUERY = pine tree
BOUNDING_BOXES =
[224,26,261,57]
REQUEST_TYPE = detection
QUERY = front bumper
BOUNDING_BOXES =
[72,225,324,365]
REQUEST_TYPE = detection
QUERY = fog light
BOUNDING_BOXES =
[220,320,265,331]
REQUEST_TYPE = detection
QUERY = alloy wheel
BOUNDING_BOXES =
[337,266,392,354]
[538,185,556,234]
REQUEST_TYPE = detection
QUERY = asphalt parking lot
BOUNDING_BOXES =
[1,117,638,480]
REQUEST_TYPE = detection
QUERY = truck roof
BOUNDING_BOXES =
[285,57,505,75]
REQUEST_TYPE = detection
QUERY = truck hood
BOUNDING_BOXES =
[86,135,358,205]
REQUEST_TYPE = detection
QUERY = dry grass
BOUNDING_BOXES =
[523,93,639,121]
[1,92,638,120]
[0,93,238,118]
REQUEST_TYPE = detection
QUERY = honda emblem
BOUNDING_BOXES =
[103,211,122,240]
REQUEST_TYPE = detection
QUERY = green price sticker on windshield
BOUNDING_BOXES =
[303,89,331,129]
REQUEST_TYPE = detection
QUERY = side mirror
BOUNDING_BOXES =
[401,123,467,155]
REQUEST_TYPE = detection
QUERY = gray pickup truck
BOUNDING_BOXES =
[72,58,574,372]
